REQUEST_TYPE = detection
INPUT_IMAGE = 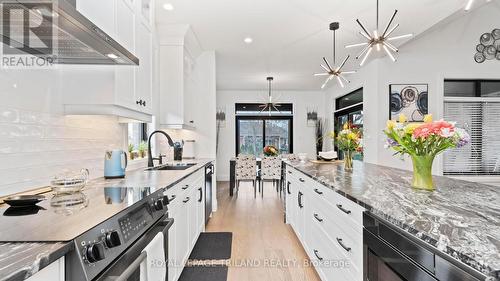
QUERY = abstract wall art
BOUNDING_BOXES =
[474,29,500,63]
[389,84,428,122]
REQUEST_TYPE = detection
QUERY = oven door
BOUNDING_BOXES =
[96,216,174,281]
[364,228,436,281]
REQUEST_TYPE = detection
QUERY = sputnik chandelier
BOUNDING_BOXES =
[259,77,281,115]
[314,22,356,89]
[346,0,413,66]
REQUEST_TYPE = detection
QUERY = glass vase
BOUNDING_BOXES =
[344,151,353,170]
[410,155,435,191]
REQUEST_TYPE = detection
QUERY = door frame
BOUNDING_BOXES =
[235,115,294,156]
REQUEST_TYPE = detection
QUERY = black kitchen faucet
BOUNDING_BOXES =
[147,130,175,167]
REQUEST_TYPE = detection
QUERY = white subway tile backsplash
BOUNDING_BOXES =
[0,107,125,196]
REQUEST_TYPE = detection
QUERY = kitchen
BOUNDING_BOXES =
[0,0,499,281]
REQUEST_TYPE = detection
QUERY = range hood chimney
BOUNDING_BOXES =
[0,0,139,65]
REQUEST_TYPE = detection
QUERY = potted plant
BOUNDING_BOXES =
[263,145,279,157]
[336,123,362,170]
[138,141,147,158]
[384,114,470,191]
[128,143,136,160]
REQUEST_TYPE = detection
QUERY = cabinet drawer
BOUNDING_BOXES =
[310,181,364,231]
[309,201,363,274]
[307,220,361,281]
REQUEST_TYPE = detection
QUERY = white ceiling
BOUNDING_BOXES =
[155,0,470,90]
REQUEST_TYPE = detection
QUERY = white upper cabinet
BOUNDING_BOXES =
[65,0,153,122]
[158,25,202,129]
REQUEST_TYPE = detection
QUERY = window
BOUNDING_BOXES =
[128,123,148,151]
[235,103,293,157]
[443,80,500,175]
[334,88,364,160]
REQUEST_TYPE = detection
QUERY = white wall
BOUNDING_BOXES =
[324,2,500,174]
[0,67,127,196]
[216,90,325,180]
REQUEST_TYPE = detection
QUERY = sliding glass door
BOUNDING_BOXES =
[236,116,293,157]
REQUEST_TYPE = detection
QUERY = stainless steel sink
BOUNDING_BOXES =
[146,163,196,171]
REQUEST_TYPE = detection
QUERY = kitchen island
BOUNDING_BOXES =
[285,160,499,281]
[0,159,214,281]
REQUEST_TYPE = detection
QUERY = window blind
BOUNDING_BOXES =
[443,101,500,175]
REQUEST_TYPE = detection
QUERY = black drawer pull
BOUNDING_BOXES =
[298,192,304,208]
[336,204,351,214]
[198,187,203,202]
[287,182,291,194]
[313,250,323,261]
[183,197,190,203]
[287,170,292,174]
[313,213,323,222]
[299,178,305,182]
[314,188,323,195]
[336,238,351,252]
[182,185,189,190]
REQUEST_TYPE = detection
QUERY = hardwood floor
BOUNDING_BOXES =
[206,181,321,281]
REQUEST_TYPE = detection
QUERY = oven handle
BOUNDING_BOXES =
[114,251,147,281]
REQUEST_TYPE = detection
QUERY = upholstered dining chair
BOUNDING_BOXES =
[235,154,258,198]
[260,156,282,197]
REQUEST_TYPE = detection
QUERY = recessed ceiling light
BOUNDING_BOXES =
[163,3,174,11]
[244,37,253,44]
[106,53,119,59]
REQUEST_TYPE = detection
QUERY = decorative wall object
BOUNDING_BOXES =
[306,108,318,127]
[216,106,226,152]
[474,29,500,63]
[389,84,428,122]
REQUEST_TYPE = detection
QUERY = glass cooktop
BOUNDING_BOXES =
[0,186,163,242]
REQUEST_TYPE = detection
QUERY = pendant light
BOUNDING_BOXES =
[259,77,281,115]
[346,0,413,66]
[314,22,356,89]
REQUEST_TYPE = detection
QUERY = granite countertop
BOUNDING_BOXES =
[286,160,500,280]
[0,159,214,281]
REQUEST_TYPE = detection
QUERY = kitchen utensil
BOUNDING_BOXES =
[3,195,46,207]
[104,150,127,179]
[51,168,89,194]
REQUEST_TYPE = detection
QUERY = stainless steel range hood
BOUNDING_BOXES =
[0,0,139,65]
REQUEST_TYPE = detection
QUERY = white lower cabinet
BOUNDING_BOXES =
[26,257,64,281]
[166,170,206,281]
[285,166,365,281]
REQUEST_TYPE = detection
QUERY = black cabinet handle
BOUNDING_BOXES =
[183,197,190,203]
[287,170,292,174]
[198,187,203,202]
[336,238,351,252]
[314,188,323,195]
[313,250,323,261]
[182,185,189,190]
[336,204,351,214]
[287,182,291,194]
[136,99,142,105]
[299,178,305,183]
[298,192,303,208]
[142,101,146,106]
[313,213,323,222]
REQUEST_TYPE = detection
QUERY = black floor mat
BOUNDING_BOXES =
[189,232,233,260]
[179,265,228,281]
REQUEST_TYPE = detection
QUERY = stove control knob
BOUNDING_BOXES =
[105,230,121,248]
[154,199,164,211]
[85,242,105,263]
